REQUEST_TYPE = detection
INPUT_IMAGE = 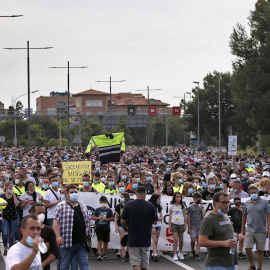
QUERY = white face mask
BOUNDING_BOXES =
[37,213,45,224]
[100,203,107,208]
[15,179,20,185]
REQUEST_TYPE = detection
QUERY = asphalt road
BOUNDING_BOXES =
[2,247,270,270]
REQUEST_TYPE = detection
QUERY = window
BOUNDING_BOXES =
[127,100,132,105]
[86,100,102,107]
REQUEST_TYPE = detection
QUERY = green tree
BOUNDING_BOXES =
[182,72,234,147]
[230,0,270,148]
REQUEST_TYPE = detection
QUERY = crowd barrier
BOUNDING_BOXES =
[78,193,270,251]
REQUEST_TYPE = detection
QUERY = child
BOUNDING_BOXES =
[93,195,114,261]
[187,192,206,260]
[169,192,186,261]
[149,193,163,262]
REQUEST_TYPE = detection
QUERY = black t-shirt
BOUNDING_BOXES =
[121,199,158,247]
[227,207,242,233]
[72,205,86,244]
[202,190,215,200]
[115,203,124,227]
[138,182,154,194]
[126,189,136,194]
[258,190,268,196]
[93,207,113,231]
[1,193,17,221]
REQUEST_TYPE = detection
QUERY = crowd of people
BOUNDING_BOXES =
[0,146,269,270]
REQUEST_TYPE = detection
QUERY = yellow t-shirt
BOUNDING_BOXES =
[92,182,105,193]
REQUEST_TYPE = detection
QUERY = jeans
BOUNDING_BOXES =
[205,266,238,270]
[60,244,88,270]
[2,219,17,248]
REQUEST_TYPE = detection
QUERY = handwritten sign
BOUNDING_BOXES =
[62,161,92,184]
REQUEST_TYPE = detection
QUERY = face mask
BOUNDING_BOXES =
[222,176,225,180]
[203,169,206,173]
[15,179,20,185]
[7,189,12,194]
[100,177,106,183]
[167,168,171,171]
[61,194,66,201]
[108,181,114,187]
[136,178,140,182]
[28,190,34,194]
[27,174,30,178]
[83,181,89,187]
[178,179,183,184]
[235,202,241,206]
[250,194,258,200]
[57,176,60,180]
[93,180,100,184]
[37,213,45,224]
[0,181,3,187]
[120,198,125,203]
[119,187,125,193]
[220,184,224,189]
[242,174,246,178]
[39,179,43,185]
[234,189,238,193]
[236,165,240,169]
[100,203,107,208]
[145,177,151,182]
[209,185,215,190]
[132,184,138,189]
[25,234,34,247]
[188,188,193,194]
[217,208,225,216]
[52,182,58,188]
[42,184,48,190]
[96,167,100,171]
[156,200,161,205]
[8,174,12,179]
[121,175,127,180]
[69,193,78,202]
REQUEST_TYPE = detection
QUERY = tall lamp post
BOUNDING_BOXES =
[95,77,126,133]
[13,90,38,147]
[135,86,161,146]
[49,62,87,147]
[214,72,221,154]
[4,41,53,148]
[193,81,200,150]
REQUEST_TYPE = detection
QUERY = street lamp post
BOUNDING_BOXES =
[135,87,161,147]
[95,77,126,133]
[193,82,200,150]
[4,41,53,148]
[49,62,87,147]
[13,90,38,147]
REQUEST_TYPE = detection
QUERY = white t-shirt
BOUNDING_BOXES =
[20,192,42,217]
[169,204,185,225]
[6,242,42,270]
[44,188,61,218]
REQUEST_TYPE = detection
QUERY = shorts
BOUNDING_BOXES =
[118,226,124,231]
[153,226,161,231]
[205,266,238,270]
[171,223,184,233]
[129,246,150,269]
[96,228,110,243]
[244,231,266,251]
[190,229,200,238]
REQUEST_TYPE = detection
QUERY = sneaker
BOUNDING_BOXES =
[102,254,108,260]
[238,252,244,259]
[116,252,121,258]
[152,255,159,262]
[178,251,184,260]
[97,255,103,261]
[194,254,200,261]
[190,250,195,257]
[173,254,178,261]
[183,251,187,256]
[122,256,128,262]
[3,248,7,256]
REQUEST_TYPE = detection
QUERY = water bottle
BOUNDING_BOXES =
[229,235,237,254]
[37,241,48,254]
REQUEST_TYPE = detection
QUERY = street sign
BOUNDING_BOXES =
[172,106,181,115]
[127,106,136,115]
[149,106,157,115]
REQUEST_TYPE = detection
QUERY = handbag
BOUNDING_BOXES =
[85,235,92,252]
[120,234,128,247]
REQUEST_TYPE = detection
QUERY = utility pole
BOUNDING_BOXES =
[193,81,200,151]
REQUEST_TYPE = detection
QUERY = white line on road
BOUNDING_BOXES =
[161,254,196,270]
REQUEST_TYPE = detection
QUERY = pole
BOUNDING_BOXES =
[67,61,70,147]
[147,86,150,147]
[14,109,17,147]
[110,76,112,132]
[27,41,31,148]
[183,93,186,146]
[165,114,168,147]
[218,74,221,154]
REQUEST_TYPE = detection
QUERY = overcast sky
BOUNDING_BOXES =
[0,0,257,111]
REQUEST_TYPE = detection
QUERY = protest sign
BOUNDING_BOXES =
[62,161,91,184]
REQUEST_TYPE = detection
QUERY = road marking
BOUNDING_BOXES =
[161,254,196,270]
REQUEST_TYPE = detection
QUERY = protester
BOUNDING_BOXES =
[121,187,158,270]
[93,195,114,261]
[169,192,186,261]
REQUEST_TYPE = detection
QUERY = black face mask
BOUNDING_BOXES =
[235,202,241,206]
